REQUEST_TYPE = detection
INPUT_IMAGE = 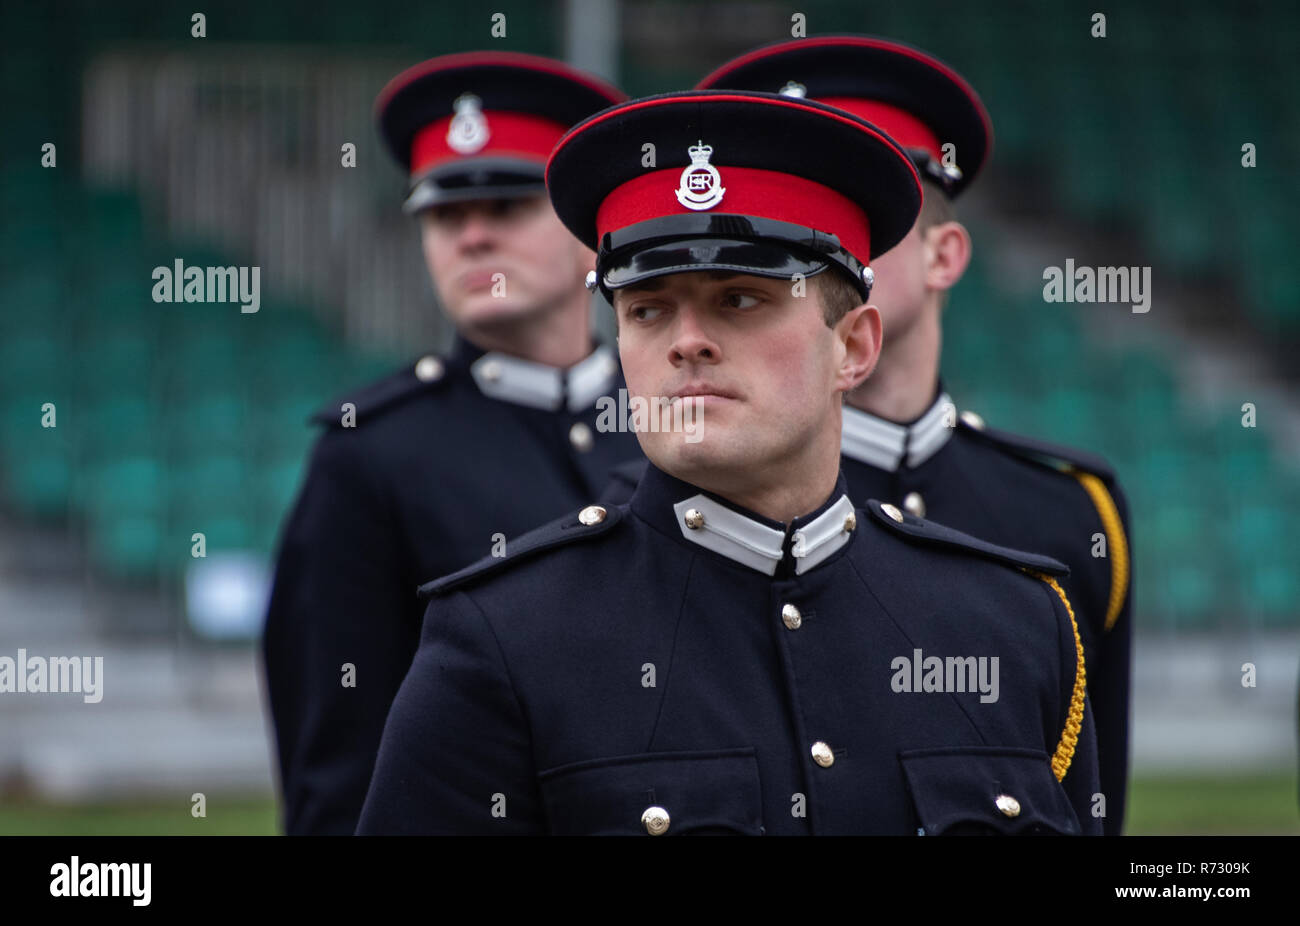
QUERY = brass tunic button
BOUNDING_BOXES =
[811,741,834,768]
[641,805,670,835]
[903,491,926,518]
[781,603,803,630]
[995,794,1021,818]
[843,511,857,532]
[880,503,904,523]
[959,410,985,430]
[569,421,594,452]
[414,355,444,382]
[578,505,606,525]
[683,508,705,530]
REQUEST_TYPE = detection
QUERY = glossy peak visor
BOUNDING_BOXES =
[404,156,546,213]
[593,213,871,303]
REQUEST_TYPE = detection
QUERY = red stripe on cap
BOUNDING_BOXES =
[696,37,993,155]
[821,97,941,161]
[549,92,921,193]
[411,111,568,177]
[596,166,870,266]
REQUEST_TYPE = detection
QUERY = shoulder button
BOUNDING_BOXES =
[959,409,986,430]
[578,504,606,525]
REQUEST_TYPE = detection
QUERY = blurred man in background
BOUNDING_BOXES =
[261,52,642,835]
[698,36,1133,834]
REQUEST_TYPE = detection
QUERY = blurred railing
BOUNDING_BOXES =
[81,46,448,355]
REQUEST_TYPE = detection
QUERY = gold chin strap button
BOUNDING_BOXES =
[641,805,670,835]
[577,505,606,525]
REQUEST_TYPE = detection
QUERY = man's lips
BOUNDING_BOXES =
[457,268,502,290]
[666,384,739,402]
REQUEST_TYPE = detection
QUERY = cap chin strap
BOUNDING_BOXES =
[910,150,962,196]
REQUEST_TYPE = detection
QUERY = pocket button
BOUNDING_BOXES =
[994,794,1021,818]
[641,805,671,835]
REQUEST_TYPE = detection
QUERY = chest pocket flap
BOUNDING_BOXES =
[900,746,1082,835]
[538,748,763,836]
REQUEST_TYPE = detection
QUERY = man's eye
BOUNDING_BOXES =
[723,292,761,309]
[429,205,465,226]
[629,305,663,322]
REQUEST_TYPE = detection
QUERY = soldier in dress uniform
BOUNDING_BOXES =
[261,52,644,835]
[357,90,1101,835]
[695,36,1133,835]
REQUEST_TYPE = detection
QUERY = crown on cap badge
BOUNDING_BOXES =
[675,141,726,211]
[447,93,490,155]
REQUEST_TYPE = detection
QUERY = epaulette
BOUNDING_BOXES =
[310,354,450,427]
[955,411,1115,482]
[956,411,1129,632]
[418,503,625,599]
[864,498,1069,577]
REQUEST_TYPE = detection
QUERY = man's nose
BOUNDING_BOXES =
[456,210,496,251]
[668,304,720,365]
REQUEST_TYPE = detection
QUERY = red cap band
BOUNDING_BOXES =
[596,166,871,264]
[410,111,568,178]
[821,97,942,162]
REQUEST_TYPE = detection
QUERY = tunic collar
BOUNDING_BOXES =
[452,334,619,413]
[630,462,858,577]
[840,388,956,471]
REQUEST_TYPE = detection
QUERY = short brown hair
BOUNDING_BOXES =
[917,177,954,233]
[813,179,958,323]
[813,266,866,328]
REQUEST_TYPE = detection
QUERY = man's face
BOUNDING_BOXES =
[865,215,928,341]
[613,270,867,490]
[419,193,594,331]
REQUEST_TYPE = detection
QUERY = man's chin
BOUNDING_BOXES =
[448,294,537,330]
[641,432,746,487]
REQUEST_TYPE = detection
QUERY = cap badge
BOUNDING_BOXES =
[779,81,807,98]
[675,141,726,211]
[447,93,490,154]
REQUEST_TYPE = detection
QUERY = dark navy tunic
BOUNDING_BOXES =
[358,462,1101,835]
[262,334,644,834]
[836,391,1133,835]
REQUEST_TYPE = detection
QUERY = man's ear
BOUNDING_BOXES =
[924,220,971,293]
[834,303,882,393]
